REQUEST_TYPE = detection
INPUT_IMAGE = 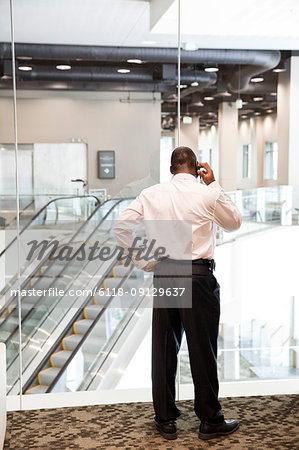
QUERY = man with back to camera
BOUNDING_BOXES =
[114,146,242,441]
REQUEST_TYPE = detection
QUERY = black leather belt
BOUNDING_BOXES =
[158,257,216,272]
[192,258,216,271]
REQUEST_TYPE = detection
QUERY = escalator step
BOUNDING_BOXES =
[38,367,60,385]
[50,350,72,368]
[84,305,103,320]
[0,330,11,341]
[26,385,48,395]
[62,333,83,351]
[74,319,106,336]
[104,278,137,290]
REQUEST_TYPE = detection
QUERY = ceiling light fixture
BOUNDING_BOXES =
[270,92,277,96]
[204,96,214,101]
[117,69,131,74]
[220,91,232,97]
[204,66,219,73]
[191,81,199,87]
[141,40,157,45]
[266,109,273,113]
[273,60,287,73]
[127,59,143,64]
[18,65,32,71]
[56,64,71,70]
[240,115,247,119]
[251,76,264,83]
[254,112,261,116]
[176,84,187,89]
[253,97,264,102]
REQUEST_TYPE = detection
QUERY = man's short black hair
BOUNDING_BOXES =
[171,146,197,172]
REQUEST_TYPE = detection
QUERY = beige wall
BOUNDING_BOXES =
[0,91,161,197]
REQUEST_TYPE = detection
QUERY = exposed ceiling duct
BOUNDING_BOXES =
[9,65,217,90]
[0,43,281,92]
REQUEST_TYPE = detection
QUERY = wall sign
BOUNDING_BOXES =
[97,150,115,179]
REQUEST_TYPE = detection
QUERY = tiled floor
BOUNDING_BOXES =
[4,395,299,449]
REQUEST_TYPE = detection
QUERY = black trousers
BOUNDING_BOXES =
[152,260,223,423]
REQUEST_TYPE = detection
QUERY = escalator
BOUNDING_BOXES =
[0,197,136,394]
[25,262,147,394]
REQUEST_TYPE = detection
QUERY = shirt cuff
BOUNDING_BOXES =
[207,180,223,193]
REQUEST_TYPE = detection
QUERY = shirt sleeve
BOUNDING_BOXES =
[113,196,148,269]
[208,181,242,232]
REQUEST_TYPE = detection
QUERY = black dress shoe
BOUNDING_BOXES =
[154,419,177,440]
[198,419,239,440]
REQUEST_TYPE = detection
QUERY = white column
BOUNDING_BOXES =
[218,102,238,191]
[277,56,299,203]
[180,117,199,152]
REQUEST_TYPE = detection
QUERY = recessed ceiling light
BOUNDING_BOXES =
[141,40,156,45]
[18,56,32,61]
[273,68,286,73]
[117,69,131,74]
[56,64,71,70]
[1,75,12,80]
[191,81,199,87]
[270,92,277,96]
[273,61,287,73]
[127,59,143,64]
[251,76,264,83]
[254,112,261,116]
[220,91,232,97]
[253,97,264,102]
[240,115,247,119]
[266,109,273,113]
[204,67,219,73]
[204,96,214,101]
[18,65,32,71]
[176,84,187,88]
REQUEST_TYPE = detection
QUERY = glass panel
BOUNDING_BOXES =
[0,0,21,399]
[4,198,130,394]
[9,0,179,401]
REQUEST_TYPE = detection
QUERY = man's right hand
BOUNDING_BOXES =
[198,162,215,185]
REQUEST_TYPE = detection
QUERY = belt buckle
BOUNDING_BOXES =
[209,259,215,271]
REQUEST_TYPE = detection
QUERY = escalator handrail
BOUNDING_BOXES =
[21,253,124,394]
[3,198,134,365]
[81,276,152,392]
[0,194,101,258]
[45,261,136,393]
[4,198,35,228]
[0,194,106,311]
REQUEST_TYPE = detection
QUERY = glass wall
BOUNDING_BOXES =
[0,0,298,411]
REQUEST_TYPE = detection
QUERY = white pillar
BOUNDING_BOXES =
[180,117,199,153]
[277,56,299,203]
[218,102,238,191]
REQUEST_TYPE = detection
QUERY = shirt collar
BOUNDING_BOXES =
[172,173,197,182]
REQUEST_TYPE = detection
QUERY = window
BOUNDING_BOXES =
[160,135,175,183]
[264,142,278,180]
[242,144,251,178]
[209,148,213,166]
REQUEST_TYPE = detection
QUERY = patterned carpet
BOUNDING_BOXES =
[4,395,299,449]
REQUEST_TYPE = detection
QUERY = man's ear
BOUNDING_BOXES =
[170,166,174,174]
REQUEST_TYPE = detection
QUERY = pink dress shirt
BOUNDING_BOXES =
[115,173,242,268]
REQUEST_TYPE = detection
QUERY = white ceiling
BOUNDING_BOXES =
[0,0,177,47]
[153,0,299,50]
[1,0,299,49]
